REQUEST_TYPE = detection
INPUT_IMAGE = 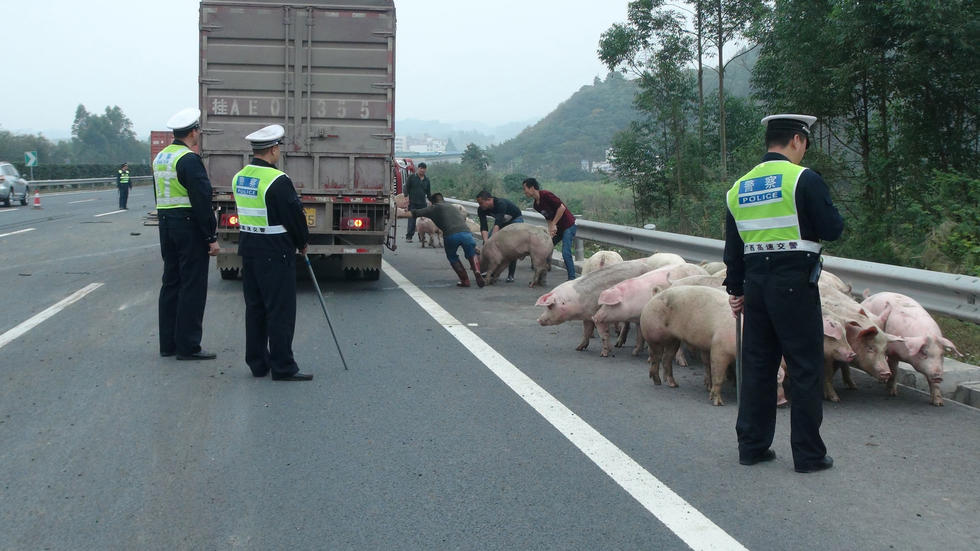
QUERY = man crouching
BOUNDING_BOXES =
[397,193,485,288]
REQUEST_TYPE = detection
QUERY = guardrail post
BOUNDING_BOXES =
[575,236,584,261]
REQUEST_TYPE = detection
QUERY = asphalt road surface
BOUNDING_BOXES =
[1,186,978,550]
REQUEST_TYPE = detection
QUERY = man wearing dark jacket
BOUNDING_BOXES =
[233,124,313,381]
[398,193,485,288]
[404,162,430,242]
[476,190,524,282]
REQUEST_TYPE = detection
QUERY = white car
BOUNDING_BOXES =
[0,162,29,206]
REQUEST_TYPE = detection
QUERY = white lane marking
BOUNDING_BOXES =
[381,260,747,551]
[0,208,20,213]
[0,283,104,350]
[95,209,126,217]
[69,199,97,204]
[0,228,35,238]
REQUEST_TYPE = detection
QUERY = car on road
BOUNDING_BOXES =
[0,162,29,206]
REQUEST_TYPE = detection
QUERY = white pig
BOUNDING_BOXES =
[481,224,553,287]
[861,291,962,406]
[639,285,736,405]
[581,250,624,275]
[536,260,654,351]
[643,252,686,270]
[592,263,708,357]
[415,217,442,248]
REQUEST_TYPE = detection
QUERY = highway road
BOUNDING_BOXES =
[1,186,978,550]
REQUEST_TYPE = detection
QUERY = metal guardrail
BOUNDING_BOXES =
[29,176,153,190]
[447,198,980,324]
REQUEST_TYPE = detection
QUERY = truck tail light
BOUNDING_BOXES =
[220,213,239,227]
[341,216,370,230]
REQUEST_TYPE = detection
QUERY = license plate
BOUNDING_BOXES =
[304,207,316,227]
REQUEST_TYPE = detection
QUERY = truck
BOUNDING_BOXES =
[199,0,397,281]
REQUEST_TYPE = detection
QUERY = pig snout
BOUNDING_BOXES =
[875,362,892,382]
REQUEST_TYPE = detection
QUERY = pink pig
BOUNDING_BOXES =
[592,263,708,357]
[535,260,654,352]
[861,291,962,406]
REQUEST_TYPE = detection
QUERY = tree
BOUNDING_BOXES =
[70,104,145,164]
[461,143,491,171]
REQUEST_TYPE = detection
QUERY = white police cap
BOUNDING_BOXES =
[166,107,201,132]
[245,124,285,149]
[761,114,817,136]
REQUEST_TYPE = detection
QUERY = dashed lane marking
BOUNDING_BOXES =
[68,199,97,204]
[0,228,35,238]
[0,283,104,350]
[95,209,126,217]
[381,260,748,551]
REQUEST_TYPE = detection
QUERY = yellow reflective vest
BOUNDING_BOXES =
[153,144,192,209]
[232,165,288,234]
[726,160,821,254]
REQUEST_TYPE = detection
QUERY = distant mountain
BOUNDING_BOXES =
[487,72,642,179]
[395,118,538,149]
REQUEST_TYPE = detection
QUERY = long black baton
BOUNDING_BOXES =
[735,311,743,404]
[304,253,349,370]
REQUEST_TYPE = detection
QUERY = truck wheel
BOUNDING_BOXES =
[364,268,381,281]
[219,268,240,280]
[343,267,360,281]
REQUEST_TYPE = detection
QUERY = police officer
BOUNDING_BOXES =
[154,108,219,360]
[723,114,844,473]
[117,163,131,209]
[232,125,312,381]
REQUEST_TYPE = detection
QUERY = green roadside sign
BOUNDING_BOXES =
[25,151,38,167]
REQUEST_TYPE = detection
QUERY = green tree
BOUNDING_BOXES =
[461,143,491,171]
[71,104,145,164]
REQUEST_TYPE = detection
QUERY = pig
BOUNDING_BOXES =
[819,270,852,294]
[452,203,469,218]
[778,316,857,404]
[821,288,903,401]
[481,224,553,287]
[638,285,736,405]
[415,217,442,248]
[667,273,726,288]
[536,259,655,351]
[861,291,962,406]
[582,250,624,276]
[592,263,709,357]
[700,261,727,275]
[643,252,686,270]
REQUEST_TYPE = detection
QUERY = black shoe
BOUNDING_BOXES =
[505,276,515,283]
[176,350,217,361]
[271,372,314,381]
[160,351,176,357]
[795,455,834,473]
[739,449,777,466]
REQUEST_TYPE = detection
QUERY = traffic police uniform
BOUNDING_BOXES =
[154,108,218,359]
[117,164,130,209]
[723,114,844,472]
[232,125,311,379]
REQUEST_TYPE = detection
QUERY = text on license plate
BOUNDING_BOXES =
[304,207,316,227]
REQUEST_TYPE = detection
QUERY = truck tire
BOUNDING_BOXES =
[364,268,381,281]
[219,267,240,280]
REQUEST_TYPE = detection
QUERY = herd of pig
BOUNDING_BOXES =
[528,250,962,407]
[410,213,961,407]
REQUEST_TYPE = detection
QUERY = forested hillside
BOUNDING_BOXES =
[488,72,641,180]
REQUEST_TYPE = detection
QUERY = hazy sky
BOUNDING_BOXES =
[2,0,628,140]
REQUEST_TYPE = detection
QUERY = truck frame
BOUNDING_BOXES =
[199,0,398,280]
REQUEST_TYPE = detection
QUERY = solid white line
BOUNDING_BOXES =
[0,208,19,213]
[95,209,126,217]
[381,260,747,551]
[0,283,104,350]
[69,198,97,204]
[0,228,35,238]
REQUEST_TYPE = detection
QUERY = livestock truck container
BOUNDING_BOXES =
[199,0,397,280]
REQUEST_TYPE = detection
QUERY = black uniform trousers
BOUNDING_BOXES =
[242,253,299,378]
[158,213,209,356]
[118,185,130,209]
[736,252,826,468]
[404,202,426,239]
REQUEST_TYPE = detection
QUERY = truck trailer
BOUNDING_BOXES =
[199,0,397,280]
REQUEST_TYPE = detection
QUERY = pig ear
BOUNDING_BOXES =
[857,325,880,339]
[904,336,926,356]
[651,283,668,296]
[535,292,555,306]
[883,331,903,343]
[862,288,871,299]
[939,337,964,357]
[598,288,622,306]
[823,318,843,340]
